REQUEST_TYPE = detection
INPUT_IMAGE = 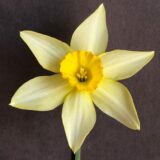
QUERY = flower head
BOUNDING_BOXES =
[10,4,154,153]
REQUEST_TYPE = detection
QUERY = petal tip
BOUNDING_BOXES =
[98,3,106,13]
[20,30,27,39]
[145,51,155,58]
[99,3,105,8]
[9,101,14,107]
[20,31,24,37]
[128,123,140,131]
[20,30,26,35]
[150,51,155,58]
[145,51,155,63]
[133,122,140,131]
[136,126,140,131]
[20,30,33,38]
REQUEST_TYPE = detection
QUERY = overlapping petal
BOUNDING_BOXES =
[20,31,73,72]
[62,90,96,153]
[100,50,154,80]
[92,79,140,130]
[70,4,108,55]
[10,74,72,111]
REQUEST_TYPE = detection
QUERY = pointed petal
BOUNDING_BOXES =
[92,79,140,130]
[10,74,72,111]
[20,31,73,72]
[70,4,108,55]
[62,91,96,153]
[100,50,155,80]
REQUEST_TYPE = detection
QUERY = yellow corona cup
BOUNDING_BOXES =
[10,4,154,153]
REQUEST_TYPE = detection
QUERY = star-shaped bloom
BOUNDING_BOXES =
[10,4,154,153]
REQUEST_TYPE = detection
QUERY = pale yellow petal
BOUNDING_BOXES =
[20,30,73,72]
[100,50,154,80]
[62,90,96,153]
[70,4,108,55]
[92,79,140,130]
[10,74,72,111]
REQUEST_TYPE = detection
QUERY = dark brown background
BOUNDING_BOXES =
[0,0,159,160]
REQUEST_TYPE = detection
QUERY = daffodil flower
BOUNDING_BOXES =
[10,4,154,154]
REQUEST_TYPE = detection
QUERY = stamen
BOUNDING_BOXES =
[76,67,88,82]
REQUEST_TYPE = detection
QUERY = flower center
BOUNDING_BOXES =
[76,67,88,82]
[60,51,103,92]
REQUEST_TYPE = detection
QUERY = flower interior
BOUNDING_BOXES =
[60,51,103,91]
